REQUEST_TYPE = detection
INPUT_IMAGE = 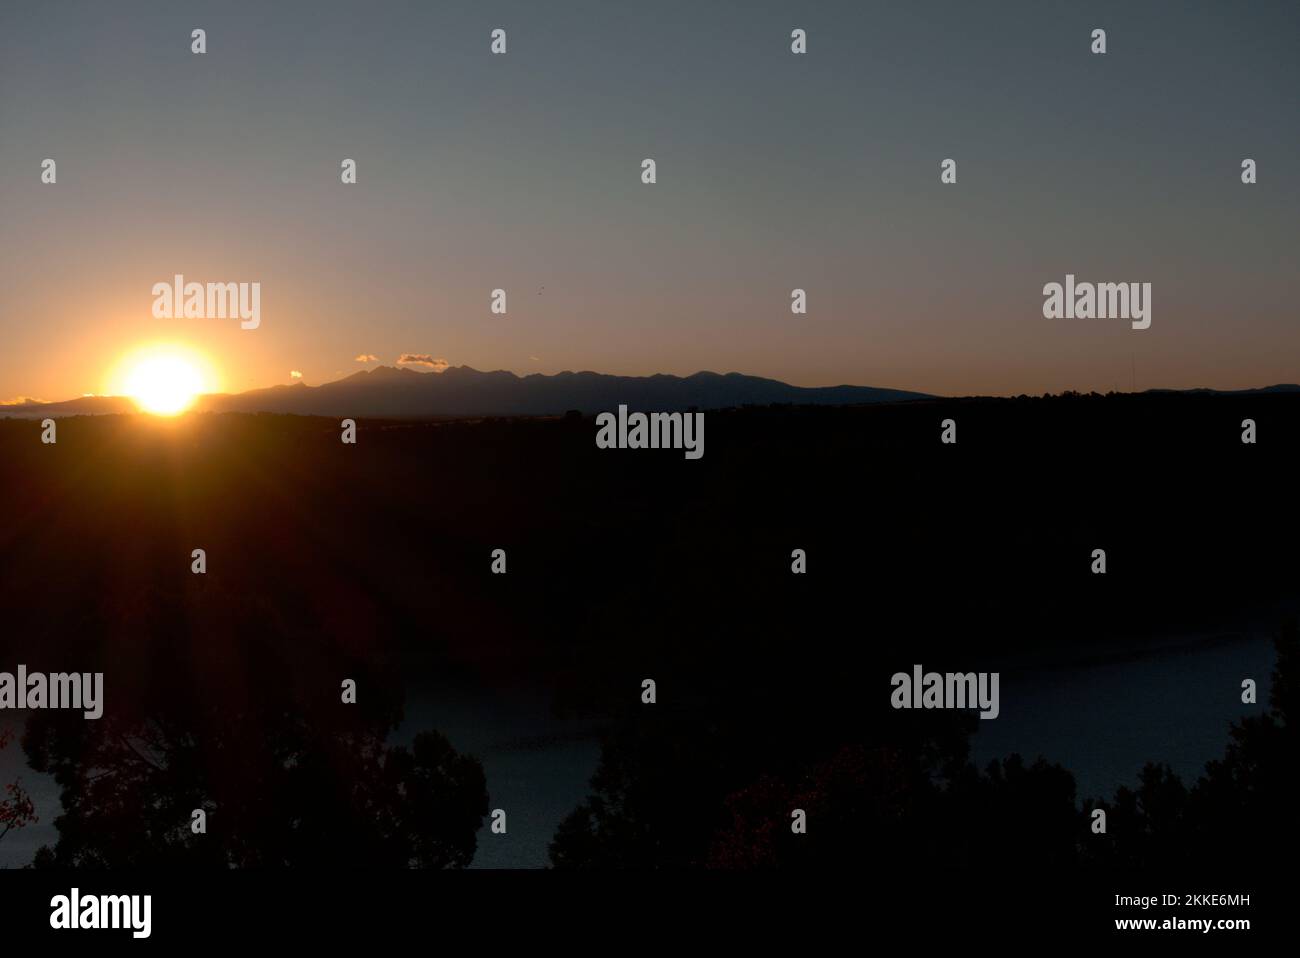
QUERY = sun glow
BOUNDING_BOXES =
[108,344,219,416]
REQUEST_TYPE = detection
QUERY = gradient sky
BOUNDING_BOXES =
[1,0,1296,401]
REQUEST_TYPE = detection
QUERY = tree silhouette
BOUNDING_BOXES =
[550,708,979,870]
[1079,621,1300,873]
[705,745,933,869]
[0,729,37,846]
[22,662,488,868]
[555,623,1300,874]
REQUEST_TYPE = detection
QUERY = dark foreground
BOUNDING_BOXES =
[0,393,1295,937]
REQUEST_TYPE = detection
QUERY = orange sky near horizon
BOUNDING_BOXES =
[2,2,1296,404]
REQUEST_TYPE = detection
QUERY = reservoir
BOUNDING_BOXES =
[0,623,1281,868]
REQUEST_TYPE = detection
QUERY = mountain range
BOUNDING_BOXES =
[5,366,1299,419]
[1,366,933,419]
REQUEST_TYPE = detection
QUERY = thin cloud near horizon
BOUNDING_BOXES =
[397,355,449,372]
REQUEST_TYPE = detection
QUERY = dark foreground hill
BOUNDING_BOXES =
[2,392,1299,877]
[3,390,1297,675]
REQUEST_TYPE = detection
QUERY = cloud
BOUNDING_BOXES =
[290,370,303,379]
[0,396,45,406]
[354,354,378,363]
[397,354,449,372]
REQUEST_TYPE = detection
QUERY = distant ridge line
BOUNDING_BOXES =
[5,368,1298,419]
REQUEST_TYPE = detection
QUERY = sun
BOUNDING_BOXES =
[124,355,203,415]
[108,344,219,416]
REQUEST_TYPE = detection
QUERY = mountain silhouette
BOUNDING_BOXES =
[7,369,1298,419]
[200,366,934,417]
[4,367,931,418]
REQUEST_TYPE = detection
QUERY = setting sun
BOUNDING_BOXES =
[107,344,220,416]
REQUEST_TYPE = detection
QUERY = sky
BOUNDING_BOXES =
[1,0,1296,401]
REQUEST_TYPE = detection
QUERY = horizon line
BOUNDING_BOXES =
[5,362,1300,412]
